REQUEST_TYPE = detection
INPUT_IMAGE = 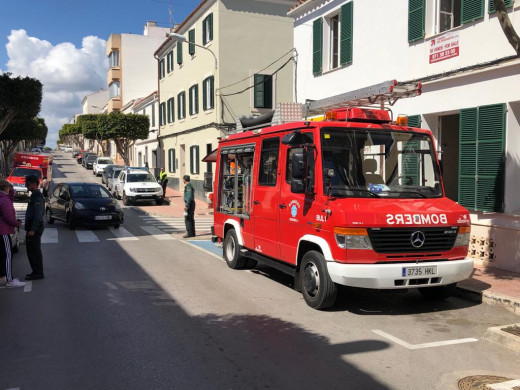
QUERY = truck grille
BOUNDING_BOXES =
[367,227,458,253]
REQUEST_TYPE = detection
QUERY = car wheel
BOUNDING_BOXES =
[418,283,457,300]
[223,229,247,269]
[114,224,120,229]
[122,193,130,206]
[67,213,76,230]
[46,208,55,224]
[155,198,164,205]
[300,250,337,310]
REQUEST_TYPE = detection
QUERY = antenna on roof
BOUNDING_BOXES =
[169,1,174,30]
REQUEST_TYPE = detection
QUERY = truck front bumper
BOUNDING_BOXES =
[327,258,474,289]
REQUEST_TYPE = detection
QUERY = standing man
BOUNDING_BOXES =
[24,175,45,280]
[183,175,196,238]
[159,167,168,198]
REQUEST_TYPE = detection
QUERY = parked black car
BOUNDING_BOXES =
[102,164,124,184]
[45,182,124,229]
[83,154,98,169]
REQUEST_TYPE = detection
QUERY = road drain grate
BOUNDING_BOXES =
[501,325,520,337]
[458,376,513,390]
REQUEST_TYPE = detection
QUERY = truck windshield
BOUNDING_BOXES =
[10,168,42,179]
[321,127,442,198]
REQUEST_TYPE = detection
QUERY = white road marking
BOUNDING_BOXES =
[24,281,32,293]
[488,380,520,390]
[140,225,174,240]
[75,230,100,243]
[41,228,58,244]
[371,329,478,350]
[108,227,138,241]
[103,282,118,290]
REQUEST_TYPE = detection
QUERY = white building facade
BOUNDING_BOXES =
[133,91,160,175]
[290,0,520,272]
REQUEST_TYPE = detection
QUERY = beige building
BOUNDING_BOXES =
[155,0,295,199]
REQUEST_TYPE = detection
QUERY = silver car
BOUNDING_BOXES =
[107,167,124,197]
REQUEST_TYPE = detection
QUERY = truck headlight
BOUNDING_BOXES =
[334,227,372,249]
[454,226,471,247]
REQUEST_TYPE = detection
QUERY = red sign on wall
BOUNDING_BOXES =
[429,31,460,64]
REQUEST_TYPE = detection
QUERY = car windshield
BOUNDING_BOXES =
[320,127,442,198]
[127,173,156,183]
[11,168,42,178]
[97,159,113,164]
[86,155,98,161]
[70,185,112,198]
[111,169,123,178]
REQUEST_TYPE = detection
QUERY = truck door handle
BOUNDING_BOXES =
[279,204,287,209]
[253,200,260,205]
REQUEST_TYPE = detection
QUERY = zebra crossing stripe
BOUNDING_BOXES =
[75,230,100,243]
[140,225,175,240]
[41,228,58,244]
[109,227,139,241]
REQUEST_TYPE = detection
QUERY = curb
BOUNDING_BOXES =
[484,323,520,352]
[455,286,520,316]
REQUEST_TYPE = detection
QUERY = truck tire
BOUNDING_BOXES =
[300,251,337,310]
[418,283,456,300]
[223,229,246,269]
[46,208,55,224]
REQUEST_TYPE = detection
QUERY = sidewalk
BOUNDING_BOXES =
[133,188,520,315]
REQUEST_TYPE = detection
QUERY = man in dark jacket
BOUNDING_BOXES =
[183,175,195,238]
[24,175,45,280]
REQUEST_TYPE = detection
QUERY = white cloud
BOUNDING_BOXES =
[5,29,108,146]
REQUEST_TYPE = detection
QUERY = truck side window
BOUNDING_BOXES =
[258,138,279,187]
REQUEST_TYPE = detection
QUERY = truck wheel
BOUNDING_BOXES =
[223,229,246,269]
[300,251,337,310]
[46,208,55,224]
[122,193,131,206]
[418,283,457,300]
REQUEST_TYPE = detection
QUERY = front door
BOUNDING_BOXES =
[253,137,281,259]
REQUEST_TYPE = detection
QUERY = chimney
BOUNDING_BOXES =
[144,21,158,36]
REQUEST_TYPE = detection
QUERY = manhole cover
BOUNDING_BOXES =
[502,325,520,337]
[458,375,513,390]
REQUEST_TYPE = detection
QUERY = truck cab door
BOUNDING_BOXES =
[252,137,281,259]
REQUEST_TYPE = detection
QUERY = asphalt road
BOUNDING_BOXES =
[1,152,519,390]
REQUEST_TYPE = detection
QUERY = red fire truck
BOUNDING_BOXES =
[7,152,53,197]
[212,80,473,310]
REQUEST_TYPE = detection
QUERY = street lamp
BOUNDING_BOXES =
[167,32,218,70]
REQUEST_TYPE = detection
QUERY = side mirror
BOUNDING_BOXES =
[292,152,305,179]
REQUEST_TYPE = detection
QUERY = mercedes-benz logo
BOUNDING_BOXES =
[411,231,425,248]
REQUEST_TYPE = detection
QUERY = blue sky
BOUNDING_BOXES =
[0,0,201,145]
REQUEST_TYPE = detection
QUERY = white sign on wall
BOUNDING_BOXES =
[429,31,460,64]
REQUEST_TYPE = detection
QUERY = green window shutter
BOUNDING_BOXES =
[203,78,207,109]
[489,0,513,13]
[476,103,505,212]
[194,84,199,114]
[462,0,484,24]
[408,0,425,42]
[189,29,195,55]
[459,108,478,210]
[209,13,213,41]
[177,43,183,65]
[253,75,272,109]
[313,18,323,75]
[407,115,422,128]
[340,2,353,66]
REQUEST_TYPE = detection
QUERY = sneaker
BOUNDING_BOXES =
[0,276,6,288]
[6,278,25,288]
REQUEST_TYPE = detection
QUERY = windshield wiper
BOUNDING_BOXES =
[386,189,426,198]
[347,187,381,198]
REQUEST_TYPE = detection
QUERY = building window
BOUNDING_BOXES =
[159,102,166,126]
[254,74,272,109]
[189,84,199,116]
[313,18,323,75]
[203,13,213,45]
[108,50,119,68]
[258,138,279,186]
[189,29,195,55]
[167,50,174,73]
[206,143,213,173]
[159,58,165,79]
[168,148,176,173]
[178,91,186,120]
[439,0,461,32]
[203,76,214,110]
[109,81,120,98]
[176,43,183,65]
[329,15,339,69]
[151,102,156,127]
[190,145,200,174]
[167,97,175,123]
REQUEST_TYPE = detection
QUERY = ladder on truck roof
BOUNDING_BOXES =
[304,79,421,118]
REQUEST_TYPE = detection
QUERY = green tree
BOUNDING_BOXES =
[0,73,43,136]
[99,113,149,166]
[77,114,109,156]
[0,117,47,175]
[59,123,81,147]
[493,0,519,56]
